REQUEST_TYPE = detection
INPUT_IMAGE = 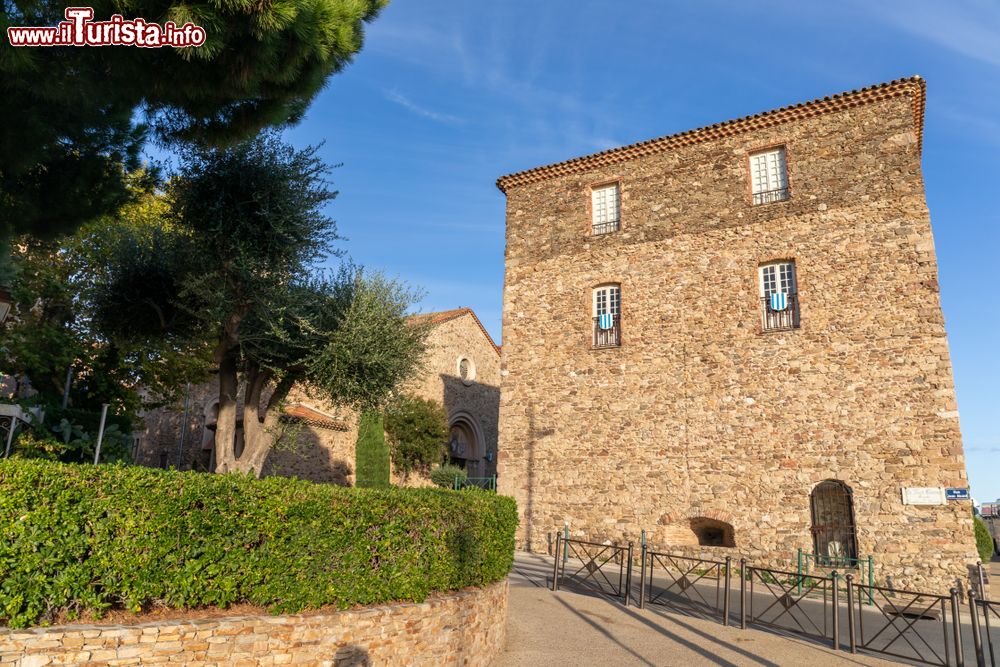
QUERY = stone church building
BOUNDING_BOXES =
[495,77,977,590]
[136,308,499,486]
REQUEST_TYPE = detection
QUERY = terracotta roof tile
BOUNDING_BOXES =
[408,308,472,327]
[281,404,349,431]
[408,308,500,355]
[496,77,926,193]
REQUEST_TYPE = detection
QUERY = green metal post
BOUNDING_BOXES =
[563,523,569,564]
[492,475,497,491]
[797,548,803,596]
[641,529,646,550]
[867,555,874,605]
[454,475,459,490]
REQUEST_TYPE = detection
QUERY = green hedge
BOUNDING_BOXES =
[0,459,518,628]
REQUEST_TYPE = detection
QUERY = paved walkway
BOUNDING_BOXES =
[495,553,899,667]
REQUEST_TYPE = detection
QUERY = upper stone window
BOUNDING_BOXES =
[591,183,620,235]
[592,284,621,348]
[758,260,800,332]
[749,147,789,205]
[457,356,476,385]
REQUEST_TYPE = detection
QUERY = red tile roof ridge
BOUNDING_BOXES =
[281,403,349,431]
[496,76,926,193]
[407,308,500,355]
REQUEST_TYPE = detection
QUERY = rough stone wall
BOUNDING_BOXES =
[497,93,978,592]
[259,388,358,486]
[135,312,500,486]
[134,383,218,472]
[0,580,508,667]
[403,313,501,480]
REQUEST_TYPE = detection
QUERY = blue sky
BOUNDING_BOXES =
[279,1,1000,502]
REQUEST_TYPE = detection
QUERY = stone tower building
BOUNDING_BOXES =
[495,77,977,590]
[136,308,500,486]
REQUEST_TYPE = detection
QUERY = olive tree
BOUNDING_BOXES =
[95,134,428,474]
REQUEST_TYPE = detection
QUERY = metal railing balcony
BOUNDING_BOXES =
[752,187,790,205]
[591,220,621,236]
[592,314,621,348]
[761,293,800,332]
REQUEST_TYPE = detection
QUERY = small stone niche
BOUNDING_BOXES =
[689,517,736,547]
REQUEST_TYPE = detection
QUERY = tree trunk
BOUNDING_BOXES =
[210,303,296,476]
[213,351,239,473]
[231,363,270,477]
[218,363,294,478]
[211,310,244,474]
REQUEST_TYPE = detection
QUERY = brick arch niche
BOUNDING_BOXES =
[657,511,737,547]
[689,517,736,547]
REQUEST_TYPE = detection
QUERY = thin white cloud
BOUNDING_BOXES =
[937,107,1000,145]
[855,0,1000,68]
[384,89,465,124]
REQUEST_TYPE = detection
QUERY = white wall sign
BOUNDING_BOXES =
[901,487,946,506]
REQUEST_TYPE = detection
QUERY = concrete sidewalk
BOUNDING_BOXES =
[495,552,898,667]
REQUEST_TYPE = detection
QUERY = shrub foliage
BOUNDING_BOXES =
[431,464,467,489]
[385,395,449,474]
[355,410,390,488]
[975,514,995,562]
[0,459,517,628]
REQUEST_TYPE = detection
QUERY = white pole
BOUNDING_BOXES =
[93,403,110,465]
[3,417,17,458]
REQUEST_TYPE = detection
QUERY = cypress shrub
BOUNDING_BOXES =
[975,514,995,561]
[355,410,390,488]
[0,459,518,628]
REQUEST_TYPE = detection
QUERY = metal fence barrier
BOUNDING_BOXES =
[847,577,963,667]
[551,534,633,605]
[454,475,497,491]
[741,560,839,648]
[546,531,994,666]
[970,589,999,667]
[797,548,874,603]
[639,547,731,624]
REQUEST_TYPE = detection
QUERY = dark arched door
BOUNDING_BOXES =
[810,480,859,567]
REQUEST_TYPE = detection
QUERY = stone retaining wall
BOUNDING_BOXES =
[0,580,508,666]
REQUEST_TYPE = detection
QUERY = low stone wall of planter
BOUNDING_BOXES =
[0,579,508,667]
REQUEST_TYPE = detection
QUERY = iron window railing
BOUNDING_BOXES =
[752,187,790,205]
[592,315,621,348]
[761,293,800,332]
[591,220,620,236]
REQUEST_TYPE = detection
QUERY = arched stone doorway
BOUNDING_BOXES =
[448,412,484,477]
[810,479,859,566]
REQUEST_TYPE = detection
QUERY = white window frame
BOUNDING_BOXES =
[749,147,789,205]
[592,284,621,317]
[758,261,797,298]
[758,261,799,331]
[591,183,620,233]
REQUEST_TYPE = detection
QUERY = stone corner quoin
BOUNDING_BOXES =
[495,78,978,593]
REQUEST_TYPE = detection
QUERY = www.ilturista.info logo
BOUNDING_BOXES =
[6,7,206,47]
